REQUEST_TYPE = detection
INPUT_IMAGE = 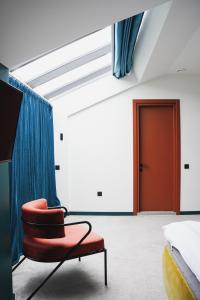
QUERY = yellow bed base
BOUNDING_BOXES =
[163,246,196,300]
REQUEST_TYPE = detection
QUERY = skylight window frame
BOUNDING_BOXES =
[28,44,111,89]
[34,53,112,98]
[44,65,111,99]
[11,26,112,100]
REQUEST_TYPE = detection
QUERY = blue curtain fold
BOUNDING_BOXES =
[8,75,60,265]
[113,13,144,79]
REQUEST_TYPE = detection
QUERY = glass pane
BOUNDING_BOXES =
[12,26,111,82]
[34,53,111,96]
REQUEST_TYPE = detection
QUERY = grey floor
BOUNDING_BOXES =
[13,214,200,300]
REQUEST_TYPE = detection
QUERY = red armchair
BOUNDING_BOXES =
[12,199,107,299]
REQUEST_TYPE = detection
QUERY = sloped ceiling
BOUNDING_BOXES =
[169,25,200,75]
[134,0,200,82]
[1,0,200,87]
[0,0,167,69]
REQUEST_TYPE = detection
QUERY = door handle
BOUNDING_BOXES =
[139,163,143,172]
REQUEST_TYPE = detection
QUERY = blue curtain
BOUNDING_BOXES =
[8,75,60,265]
[113,13,144,79]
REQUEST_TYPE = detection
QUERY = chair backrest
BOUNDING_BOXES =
[21,199,65,238]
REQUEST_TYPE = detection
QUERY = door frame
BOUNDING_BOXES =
[133,99,180,214]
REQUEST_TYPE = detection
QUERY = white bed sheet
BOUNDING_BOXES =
[163,221,200,282]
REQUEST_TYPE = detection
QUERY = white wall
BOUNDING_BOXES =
[53,74,200,212]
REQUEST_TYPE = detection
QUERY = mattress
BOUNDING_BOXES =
[163,221,200,300]
[163,221,200,281]
[163,246,200,300]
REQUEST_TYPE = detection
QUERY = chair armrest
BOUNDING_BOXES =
[63,221,92,259]
[48,206,68,218]
[22,219,92,232]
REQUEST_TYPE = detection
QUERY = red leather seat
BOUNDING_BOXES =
[23,224,104,262]
[21,199,104,262]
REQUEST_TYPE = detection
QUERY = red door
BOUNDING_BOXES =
[139,105,174,211]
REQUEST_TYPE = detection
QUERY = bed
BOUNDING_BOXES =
[163,221,200,300]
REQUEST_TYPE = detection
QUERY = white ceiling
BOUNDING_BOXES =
[169,25,200,75]
[134,0,200,83]
[1,0,200,85]
[0,0,167,69]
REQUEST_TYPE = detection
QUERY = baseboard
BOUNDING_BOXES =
[69,211,200,216]
[69,211,133,216]
[180,211,200,215]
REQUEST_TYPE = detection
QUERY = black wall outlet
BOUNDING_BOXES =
[55,165,60,170]
[97,191,102,197]
[60,133,63,141]
[184,164,189,169]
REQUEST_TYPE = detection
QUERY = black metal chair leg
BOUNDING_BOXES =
[12,256,26,272]
[78,257,81,262]
[27,260,65,300]
[104,249,107,286]
[24,220,92,299]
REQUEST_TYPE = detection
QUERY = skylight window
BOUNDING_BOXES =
[34,53,111,97]
[11,26,112,99]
